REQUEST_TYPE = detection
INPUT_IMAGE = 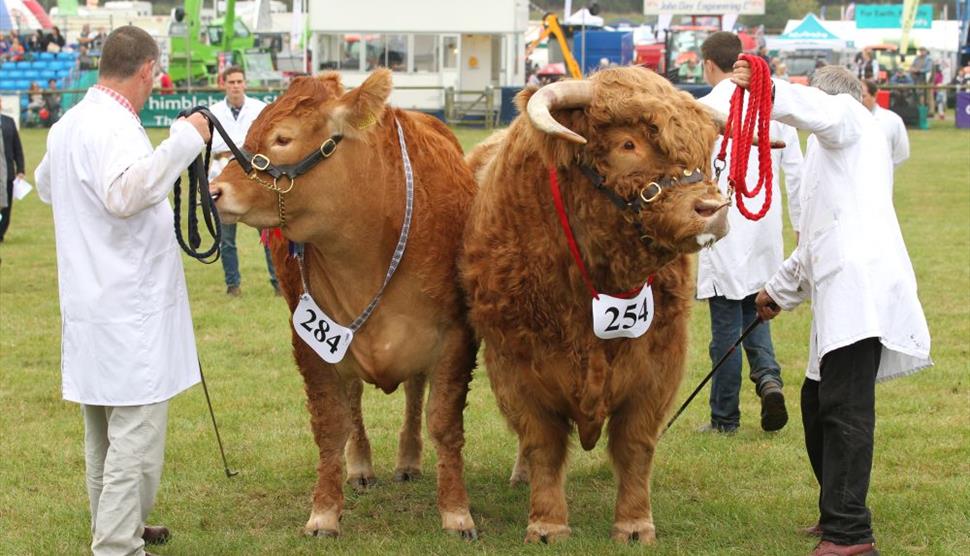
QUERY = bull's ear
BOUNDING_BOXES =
[332,68,392,135]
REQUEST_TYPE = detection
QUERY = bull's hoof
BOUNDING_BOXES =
[393,467,422,482]
[445,527,479,541]
[524,522,570,544]
[441,510,477,541]
[346,475,377,490]
[610,520,657,545]
[508,468,529,487]
[305,528,339,538]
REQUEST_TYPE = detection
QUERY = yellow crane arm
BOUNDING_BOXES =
[526,13,584,79]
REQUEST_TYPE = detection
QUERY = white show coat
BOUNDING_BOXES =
[36,87,205,406]
[695,79,804,300]
[872,105,910,168]
[209,95,266,155]
[764,80,932,382]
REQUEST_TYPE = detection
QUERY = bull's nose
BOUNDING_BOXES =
[694,198,730,218]
[209,183,223,202]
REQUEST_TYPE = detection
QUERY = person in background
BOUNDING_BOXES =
[909,47,929,84]
[860,79,909,170]
[208,65,279,297]
[0,97,25,243]
[774,62,790,81]
[9,36,24,61]
[678,55,703,84]
[155,67,174,94]
[890,67,913,85]
[695,31,804,434]
[35,25,211,556]
[932,65,946,121]
[43,78,62,124]
[32,29,47,53]
[78,44,97,70]
[47,26,66,52]
[734,60,932,556]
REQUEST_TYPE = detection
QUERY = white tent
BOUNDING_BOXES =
[563,8,604,27]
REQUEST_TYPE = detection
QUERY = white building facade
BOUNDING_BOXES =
[308,0,529,112]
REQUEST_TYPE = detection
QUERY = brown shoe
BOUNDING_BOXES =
[799,522,823,537]
[811,540,879,556]
[142,525,171,545]
[226,285,241,297]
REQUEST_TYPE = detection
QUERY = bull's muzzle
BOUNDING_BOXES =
[695,198,730,246]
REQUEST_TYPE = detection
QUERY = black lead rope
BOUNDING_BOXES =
[172,106,256,264]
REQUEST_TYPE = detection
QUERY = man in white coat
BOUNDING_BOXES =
[734,63,932,556]
[208,65,278,297]
[860,79,910,170]
[36,26,211,556]
[695,32,804,434]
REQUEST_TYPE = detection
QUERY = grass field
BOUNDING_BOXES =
[1,121,968,556]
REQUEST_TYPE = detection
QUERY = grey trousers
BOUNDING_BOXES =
[83,402,168,556]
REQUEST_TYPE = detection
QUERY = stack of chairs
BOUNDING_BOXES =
[0,51,78,92]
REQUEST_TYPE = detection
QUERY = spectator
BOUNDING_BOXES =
[35,25,211,555]
[9,36,24,61]
[27,81,44,122]
[155,67,174,94]
[78,45,97,70]
[890,67,913,85]
[47,26,66,52]
[0,97,24,243]
[953,62,970,92]
[774,62,790,81]
[678,56,703,84]
[43,78,62,125]
[856,50,879,81]
[32,29,47,53]
[77,23,94,47]
[0,32,9,58]
[909,47,929,84]
[932,64,946,120]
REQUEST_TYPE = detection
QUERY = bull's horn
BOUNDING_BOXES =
[526,80,594,145]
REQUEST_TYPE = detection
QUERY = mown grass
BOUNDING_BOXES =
[0,121,968,555]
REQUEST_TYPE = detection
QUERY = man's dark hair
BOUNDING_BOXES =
[701,31,742,73]
[99,26,159,80]
[862,79,878,96]
[222,65,245,79]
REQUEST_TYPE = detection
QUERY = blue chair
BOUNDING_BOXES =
[14,80,30,90]
[0,81,14,91]
[57,51,78,60]
[20,94,28,108]
[56,69,72,79]
[38,52,55,60]
[40,70,57,81]
[22,70,39,80]
[31,60,48,69]
[15,61,31,69]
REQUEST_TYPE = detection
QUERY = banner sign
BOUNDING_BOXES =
[643,0,765,15]
[139,91,280,127]
[855,4,933,29]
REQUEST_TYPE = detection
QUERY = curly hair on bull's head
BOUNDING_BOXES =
[518,67,719,177]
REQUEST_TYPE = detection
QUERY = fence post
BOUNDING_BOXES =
[485,85,494,130]
[445,86,454,123]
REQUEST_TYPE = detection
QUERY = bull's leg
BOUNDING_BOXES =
[517,409,571,543]
[344,378,377,489]
[425,330,478,539]
[606,399,663,544]
[509,439,529,486]
[394,373,426,482]
[300,357,354,538]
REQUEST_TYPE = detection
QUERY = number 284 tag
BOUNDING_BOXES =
[293,294,354,364]
[591,283,654,340]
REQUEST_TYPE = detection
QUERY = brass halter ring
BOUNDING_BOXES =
[639,182,663,204]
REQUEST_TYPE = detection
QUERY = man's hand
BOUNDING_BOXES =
[755,288,782,321]
[184,112,211,143]
[16,172,24,180]
[732,58,752,90]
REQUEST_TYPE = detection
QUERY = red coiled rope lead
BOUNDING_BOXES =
[715,54,774,221]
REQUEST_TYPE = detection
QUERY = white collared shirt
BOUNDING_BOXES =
[209,95,267,155]
[36,87,205,405]
[871,105,910,168]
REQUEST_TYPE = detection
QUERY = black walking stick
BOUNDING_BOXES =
[664,317,765,433]
[198,360,239,478]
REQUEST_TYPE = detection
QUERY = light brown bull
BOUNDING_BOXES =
[460,67,730,543]
[211,70,479,538]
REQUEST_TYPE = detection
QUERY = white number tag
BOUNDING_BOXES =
[293,294,354,364]
[591,283,654,340]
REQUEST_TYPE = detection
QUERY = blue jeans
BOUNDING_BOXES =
[707,293,782,430]
[219,223,278,288]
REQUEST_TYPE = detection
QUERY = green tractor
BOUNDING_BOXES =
[168,0,256,86]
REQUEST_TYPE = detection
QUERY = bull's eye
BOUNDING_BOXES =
[623,141,635,151]
[275,136,292,146]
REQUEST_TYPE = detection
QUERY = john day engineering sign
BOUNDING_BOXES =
[643,0,765,15]
[138,92,279,127]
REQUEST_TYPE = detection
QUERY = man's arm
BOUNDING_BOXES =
[101,116,209,218]
[763,250,811,312]
[10,119,24,175]
[779,124,804,236]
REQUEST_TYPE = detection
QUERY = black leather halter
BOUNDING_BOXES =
[577,164,706,244]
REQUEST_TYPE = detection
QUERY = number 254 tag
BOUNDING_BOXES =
[591,283,654,340]
[293,294,354,364]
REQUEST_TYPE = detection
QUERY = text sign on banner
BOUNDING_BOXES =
[138,91,279,127]
[855,4,933,29]
[643,0,764,15]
